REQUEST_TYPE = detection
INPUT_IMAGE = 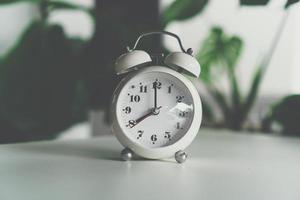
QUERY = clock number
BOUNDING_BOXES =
[153,80,162,89]
[168,85,172,94]
[126,120,136,128]
[123,106,131,114]
[130,95,140,102]
[164,131,171,141]
[139,85,147,93]
[176,122,183,130]
[176,95,184,103]
[137,130,144,139]
[151,134,157,144]
[179,111,188,118]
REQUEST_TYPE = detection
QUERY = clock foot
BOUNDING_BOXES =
[121,148,134,161]
[175,150,187,163]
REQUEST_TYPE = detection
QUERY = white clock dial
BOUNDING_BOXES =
[116,71,194,148]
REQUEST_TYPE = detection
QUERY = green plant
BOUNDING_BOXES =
[0,0,161,142]
[196,27,275,130]
[0,0,92,142]
[162,0,300,130]
[197,27,245,129]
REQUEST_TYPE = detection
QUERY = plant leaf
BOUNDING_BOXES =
[284,0,300,8]
[197,27,223,83]
[0,21,87,138]
[240,0,270,5]
[228,68,241,112]
[223,36,243,69]
[223,37,243,114]
[242,64,264,118]
[0,0,91,14]
[162,0,209,27]
[197,27,243,83]
[0,0,41,4]
[208,86,230,120]
[47,1,90,12]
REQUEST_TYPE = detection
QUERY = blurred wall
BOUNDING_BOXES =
[0,3,37,56]
[0,0,94,55]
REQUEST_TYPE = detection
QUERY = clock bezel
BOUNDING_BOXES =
[111,66,202,159]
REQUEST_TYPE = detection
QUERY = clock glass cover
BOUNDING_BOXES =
[116,71,194,148]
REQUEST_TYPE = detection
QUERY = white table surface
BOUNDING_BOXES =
[1,129,300,200]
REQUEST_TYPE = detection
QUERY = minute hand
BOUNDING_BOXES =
[154,81,158,108]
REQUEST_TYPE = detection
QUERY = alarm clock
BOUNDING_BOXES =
[111,31,202,163]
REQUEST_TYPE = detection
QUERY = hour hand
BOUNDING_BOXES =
[128,106,162,128]
[128,110,153,128]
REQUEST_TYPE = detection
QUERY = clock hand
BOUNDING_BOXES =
[153,81,158,109]
[134,111,153,125]
[130,106,162,128]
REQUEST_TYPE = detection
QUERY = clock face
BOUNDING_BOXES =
[116,71,194,148]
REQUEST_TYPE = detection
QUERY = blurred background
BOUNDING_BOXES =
[0,0,299,143]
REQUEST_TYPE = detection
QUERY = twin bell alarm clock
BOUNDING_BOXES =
[111,31,202,163]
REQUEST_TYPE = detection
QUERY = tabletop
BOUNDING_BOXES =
[1,129,300,200]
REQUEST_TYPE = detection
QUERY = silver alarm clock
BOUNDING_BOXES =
[111,31,202,163]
